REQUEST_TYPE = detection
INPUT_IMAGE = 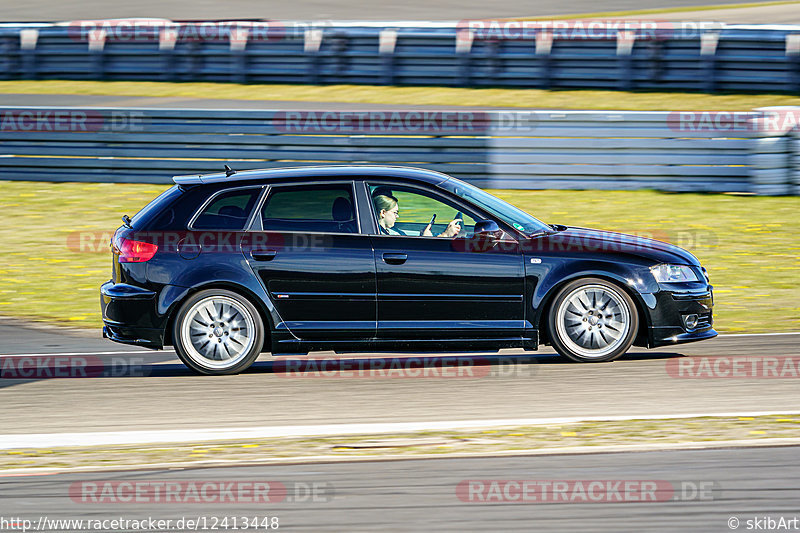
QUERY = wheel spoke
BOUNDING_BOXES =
[219,342,231,359]
[229,336,244,347]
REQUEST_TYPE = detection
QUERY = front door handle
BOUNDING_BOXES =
[382,252,408,265]
[251,249,277,261]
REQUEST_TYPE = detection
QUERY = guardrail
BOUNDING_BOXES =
[1,21,800,92]
[2,106,797,194]
[489,111,752,192]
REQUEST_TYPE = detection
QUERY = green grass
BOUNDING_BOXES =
[1,181,798,332]
[1,80,798,111]
[0,182,169,327]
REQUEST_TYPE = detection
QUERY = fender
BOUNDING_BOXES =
[156,260,282,347]
[527,258,658,342]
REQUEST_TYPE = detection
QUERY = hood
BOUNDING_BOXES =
[531,226,701,266]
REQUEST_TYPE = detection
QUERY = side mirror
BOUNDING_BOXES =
[473,219,502,240]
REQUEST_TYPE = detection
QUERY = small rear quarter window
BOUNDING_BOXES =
[192,187,261,230]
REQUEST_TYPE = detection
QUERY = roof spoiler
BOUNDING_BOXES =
[173,165,236,185]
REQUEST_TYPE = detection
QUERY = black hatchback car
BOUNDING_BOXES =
[101,165,716,375]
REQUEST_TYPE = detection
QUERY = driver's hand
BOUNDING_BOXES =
[422,223,433,237]
[439,219,461,238]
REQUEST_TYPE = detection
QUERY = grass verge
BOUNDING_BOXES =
[3,415,800,471]
[0,181,798,333]
[0,80,798,111]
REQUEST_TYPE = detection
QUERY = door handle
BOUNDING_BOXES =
[382,252,408,265]
[251,249,277,261]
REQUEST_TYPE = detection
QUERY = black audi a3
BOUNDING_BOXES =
[101,165,716,375]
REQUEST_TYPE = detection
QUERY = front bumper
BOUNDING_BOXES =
[648,287,717,348]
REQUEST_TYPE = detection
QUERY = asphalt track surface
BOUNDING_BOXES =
[1,445,799,532]
[0,0,784,23]
[1,319,798,435]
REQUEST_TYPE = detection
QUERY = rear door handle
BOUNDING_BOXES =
[251,249,277,261]
[382,252,408,265]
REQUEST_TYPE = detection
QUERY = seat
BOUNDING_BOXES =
[331,197,356,233]
[216,205,248,229]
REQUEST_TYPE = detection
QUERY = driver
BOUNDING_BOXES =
[374,194,461,237]
[374,194,405,235]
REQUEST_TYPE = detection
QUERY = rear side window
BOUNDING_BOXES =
[192,187,261,230]
[261,184,357,233]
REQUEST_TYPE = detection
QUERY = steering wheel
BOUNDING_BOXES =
[452,211,464,237]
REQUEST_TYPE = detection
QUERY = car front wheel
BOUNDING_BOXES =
[172,289,265,375]
[548,278,638,363]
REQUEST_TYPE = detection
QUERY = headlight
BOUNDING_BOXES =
[650,264,699,283]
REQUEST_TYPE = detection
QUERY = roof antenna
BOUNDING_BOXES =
[224,165,236,177]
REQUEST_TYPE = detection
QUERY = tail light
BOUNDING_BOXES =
[112,235,158,263]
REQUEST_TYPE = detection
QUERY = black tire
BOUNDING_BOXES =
[172,288,265,375]
[547,277,638,363]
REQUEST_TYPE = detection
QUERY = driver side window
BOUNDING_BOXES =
[368,183,477,237]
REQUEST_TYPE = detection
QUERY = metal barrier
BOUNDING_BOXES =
[3,106,797,194]
[1,21,800,92]
[0,107,491,184]
[488,110,754,192]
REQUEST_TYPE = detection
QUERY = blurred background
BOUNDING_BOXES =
[1,2,799,531]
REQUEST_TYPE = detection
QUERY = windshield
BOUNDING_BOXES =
[439,178,551,236]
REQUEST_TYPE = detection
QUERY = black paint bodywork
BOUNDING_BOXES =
[101,166,716,355]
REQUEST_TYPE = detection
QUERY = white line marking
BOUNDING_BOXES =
[0,350,175,357]
[3,411,800,449]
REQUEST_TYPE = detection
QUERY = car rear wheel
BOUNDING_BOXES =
[173,289,264,375]
[548,278,638,363]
